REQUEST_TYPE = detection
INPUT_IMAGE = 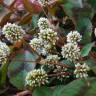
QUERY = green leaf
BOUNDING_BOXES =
[53,78,96,96]
[68,0,83,8]
[63,2,74,17]
[31,14,39,28]
[0,62,9,87]
[8,50,38,90]
[81,42,94,57]
[53,79,85,96]
[88,0,96,10]
[61,60,74,67]
[33,86,52,96]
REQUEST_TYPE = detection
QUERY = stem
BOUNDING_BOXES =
[48,72,71,77]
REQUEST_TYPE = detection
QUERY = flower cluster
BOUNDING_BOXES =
[38,28,58,44]
[30,38,43,50]
[2,23,25,43]
[67,31,82,43]
[61,43,80,61]
[0,41,10,64]
[61,30,81,61]
[30,17,58,55]
[45,54,60,63]
[38,17,50,30]
[74,63,89,78]
[25,69,48,88]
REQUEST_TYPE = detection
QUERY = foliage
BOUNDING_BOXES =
[0,0,96,96]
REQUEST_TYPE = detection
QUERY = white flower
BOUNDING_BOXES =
[0,41,10,64]
[38,0,49,6]
[30,38,43,50]
[2,23,25,43]
[43,42,52,50]
[38,28,58,44]
[67,31,82,43]
[45,54,60,63]
[25,69,48,88]
[38,17,50,30]
[74,63,90,78]
[61,43,80,61]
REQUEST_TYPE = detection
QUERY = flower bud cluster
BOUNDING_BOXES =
[26,69,48,88]
[61,43,80,61]
[30,17,58,55]
[74,63,89,78]
[61,31,81,61]
[0,41,10,64]
[2,23,25,43]
[67,31,82,43]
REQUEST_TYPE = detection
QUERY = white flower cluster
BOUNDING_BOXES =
[30,17,58,55]
[0,41,10,64]
[67,31,82,43]
[38,17,50,30]
[61,30,82,61]
[38,0,50,6]
[2,23,25,43]
[61,43,80,61]
[25,69,48,88]
[30,38,43,50]
[74,63,90,78]
[38,28,58,45]
[45,54,60,63]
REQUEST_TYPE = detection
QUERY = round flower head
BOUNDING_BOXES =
[29,38,43,50]
[74,63,90,78]
[67,31,82,43]
[2,23,25,43]
[38,17,50,30]
[38,28,58,44]
[61,43,80,61]
[25,69,48,88]
[0,41,10,64]
[45,54,60,63]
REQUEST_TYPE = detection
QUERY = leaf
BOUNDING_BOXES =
[0,12,12,27]
[19,13,32,25]
[0,62,9,87]
[68,0,83,8]
[61,60,74,67]
[88,0,96,10]
[63,2,74,17]
[33,86,52,96]
[53,78,96,96]
[23,0,34,13]
[81,42,94,57]
[76,17,92,44]
[8,50,38,89]
[31,14,39,28]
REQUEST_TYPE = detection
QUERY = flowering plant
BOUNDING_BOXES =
[0,0,96,96]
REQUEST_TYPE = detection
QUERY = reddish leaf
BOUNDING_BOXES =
[0,12,12,27]
[19,13,32,25]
